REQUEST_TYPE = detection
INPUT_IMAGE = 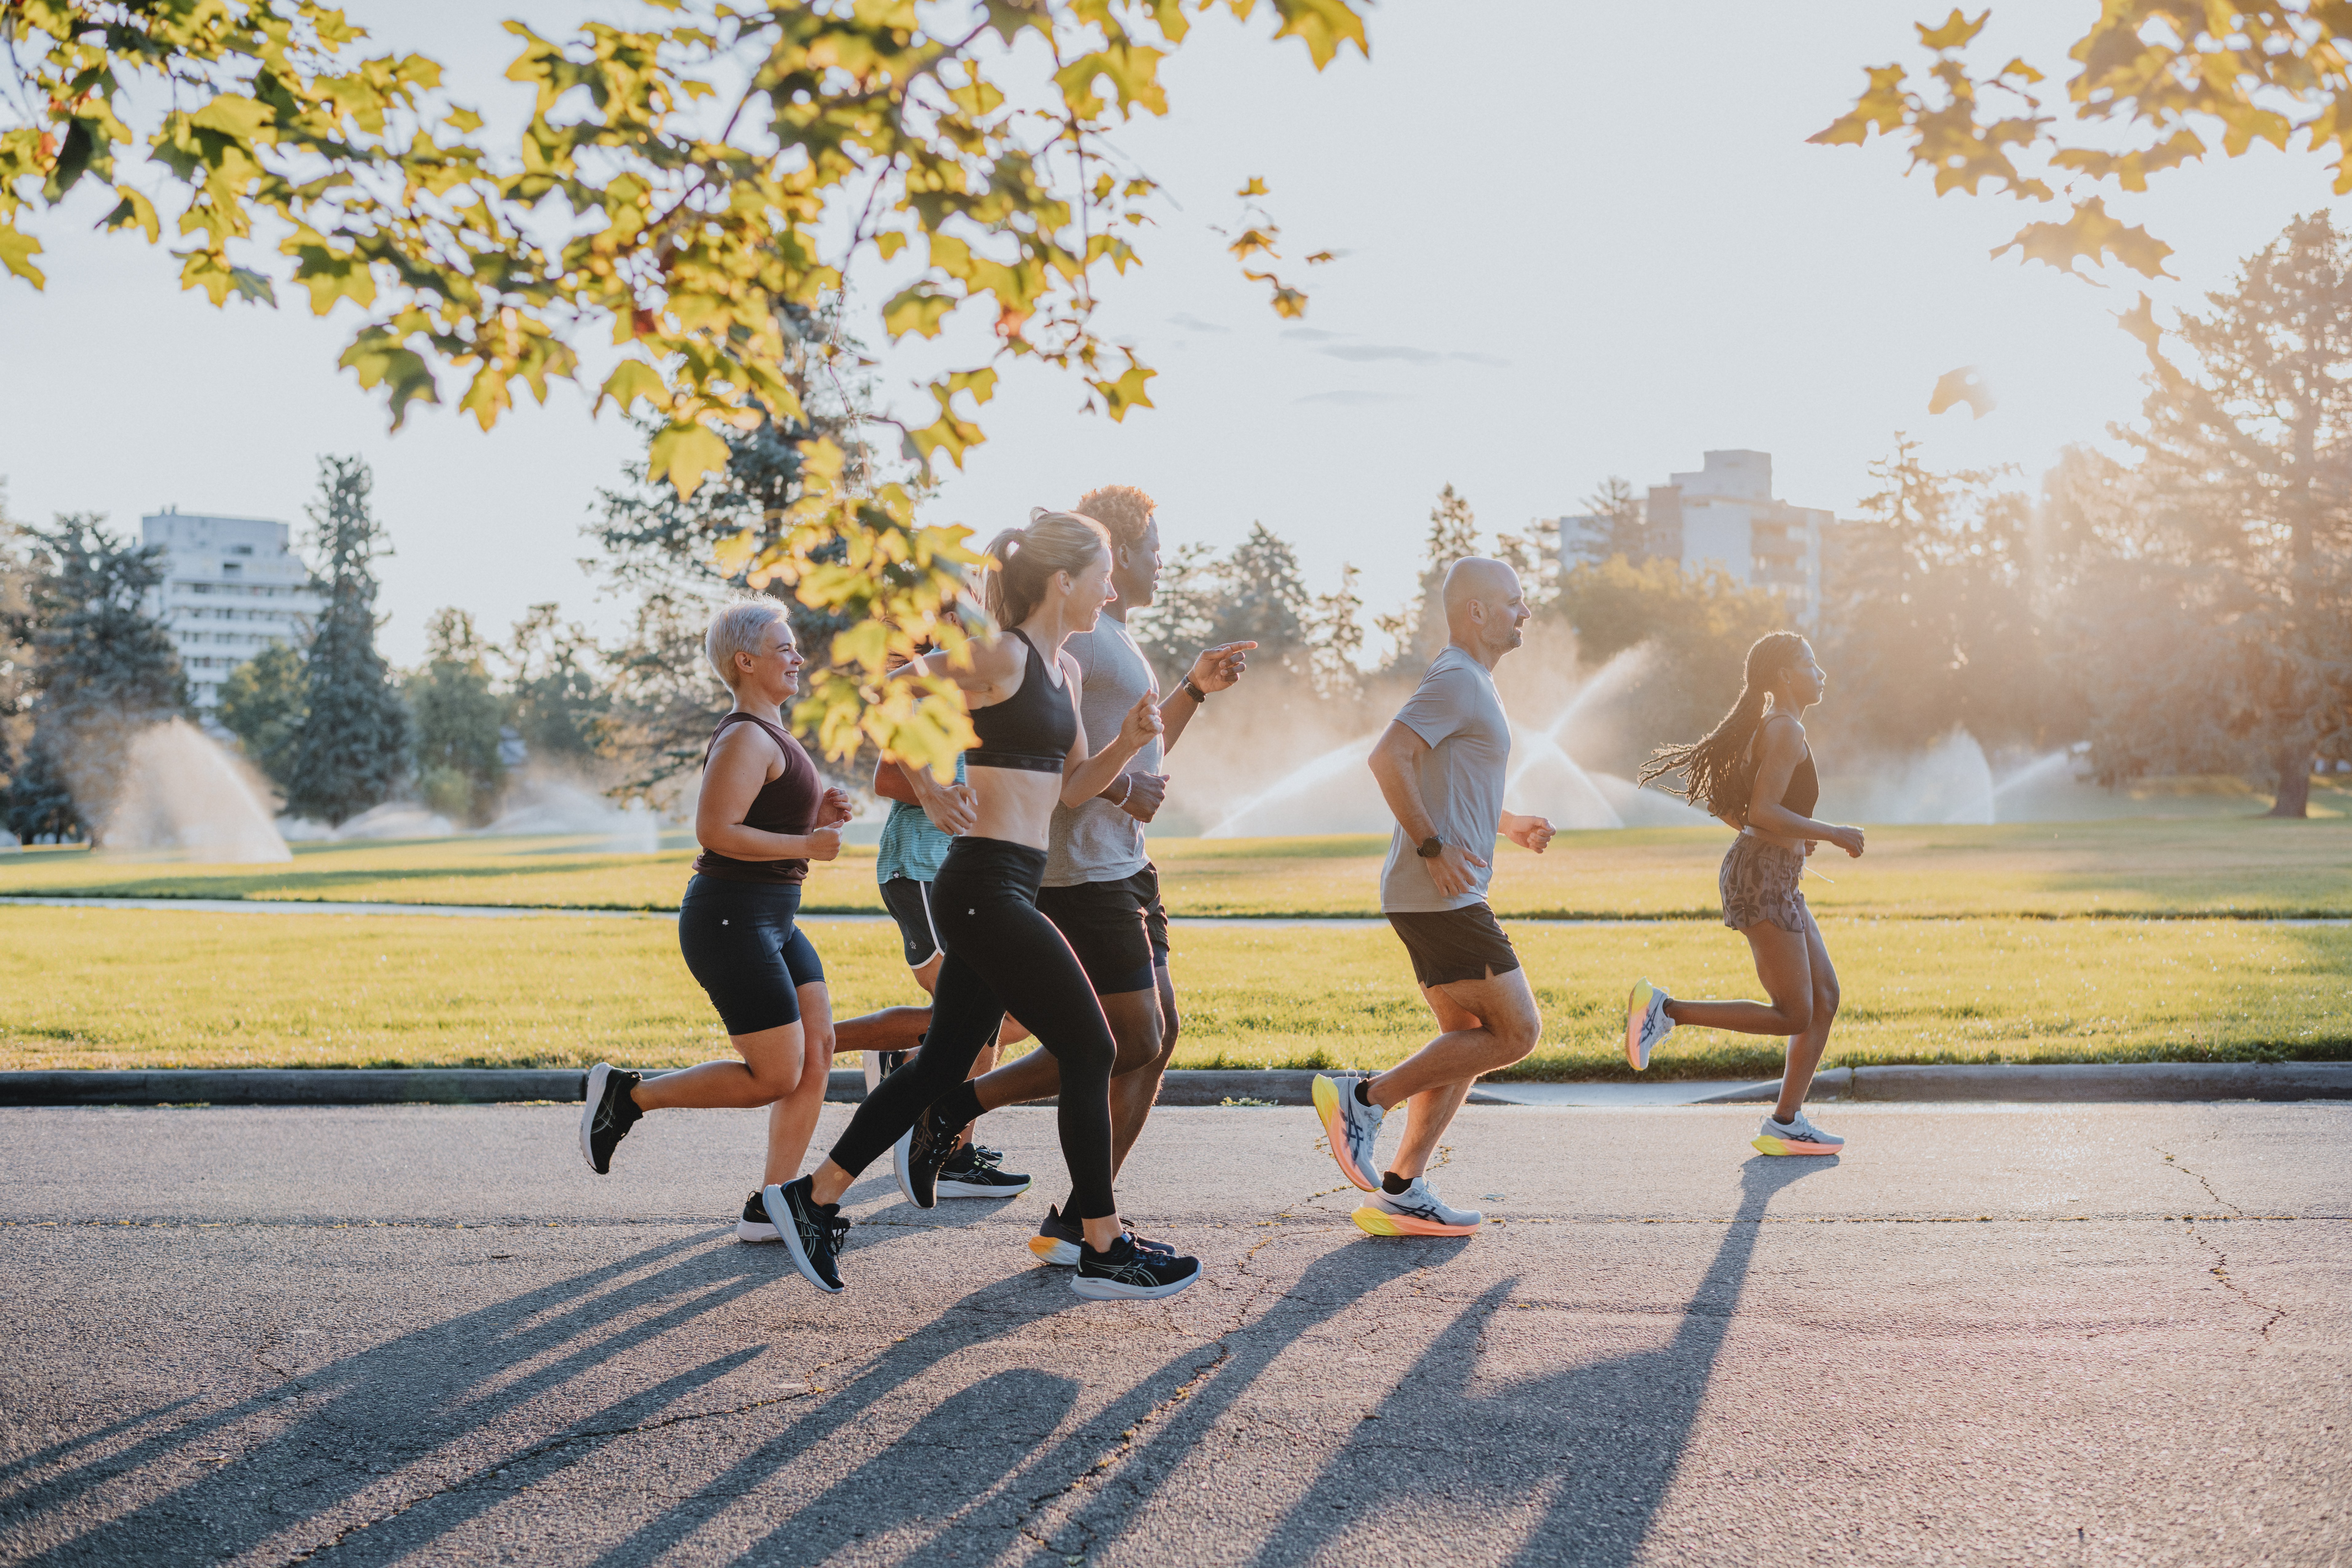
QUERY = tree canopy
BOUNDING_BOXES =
[1,0,1367,777]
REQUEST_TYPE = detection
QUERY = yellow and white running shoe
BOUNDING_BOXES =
[1625,979,1674,1071]
[1751,1110,1845,1156]
[1352,1178,1482,1238]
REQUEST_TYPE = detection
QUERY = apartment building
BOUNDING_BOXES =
[1555,449,1834,622]
[140,508,323,712]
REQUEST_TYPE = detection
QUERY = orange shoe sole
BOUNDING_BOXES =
[1351,1205,1478,1238]
[1312,1076,1377,1191]
[1751,1134,1842,1157]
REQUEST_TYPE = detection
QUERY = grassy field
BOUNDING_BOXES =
[4,807,2352,918]
[5,906,2344,1080]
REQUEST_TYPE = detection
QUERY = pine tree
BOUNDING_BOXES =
[1377,484,1483,674]
[404,608,505,824]
[284,456,408,826]
[216,642,308,796]
[503,604,611,768]
[2097,212,2352,815]
[2,515,187,843]
[0,487,32,828]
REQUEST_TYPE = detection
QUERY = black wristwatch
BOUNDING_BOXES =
[1182,677,1207,703]
[1415,836,1442,859]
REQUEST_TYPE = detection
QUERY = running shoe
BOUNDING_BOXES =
[1624,979,1675,1071]
[892,1101,970,1209]
[935,1143,1031,1199]
[762,1177,848,1293]
[736,1189,779,1243]
[1311,1073,1384,1192]
[579,1063,643,1175]
[863,1047,910,1094]
[1352,1178,1483,1238]
[1027,1205,1177,1266]
[1071,1234,1202,1301]
[1751,1110,1845,1157]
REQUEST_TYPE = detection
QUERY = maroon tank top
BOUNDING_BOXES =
[691,712,822,884]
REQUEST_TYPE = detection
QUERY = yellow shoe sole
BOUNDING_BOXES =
[1751,1134,1842,1157]
[1351,1204,1478,1238]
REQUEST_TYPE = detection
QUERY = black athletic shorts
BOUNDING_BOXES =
[1034,863,1170,997]
[678,875,826,1034]
[1385,901,1521,989]
[879,876,945,968]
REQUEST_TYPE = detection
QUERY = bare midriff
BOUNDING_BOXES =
[963,766,1063,851]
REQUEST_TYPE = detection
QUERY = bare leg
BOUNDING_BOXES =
[632,1021,806,1112]
[1774,910,1840,1123]
[762,984,836,1186]
[1662,923,1815,1037]
[1374,969,1541,1181]
[1109,964,1178,1178]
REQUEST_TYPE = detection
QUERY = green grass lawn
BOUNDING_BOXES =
[4,808,2350,918]
[5,906,2343,1080]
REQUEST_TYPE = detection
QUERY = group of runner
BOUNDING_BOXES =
[580,487,1865,1301]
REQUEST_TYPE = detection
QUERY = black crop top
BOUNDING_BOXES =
[1745,716,1818,823]
[968,630,1075,773]
[691,712,822,884]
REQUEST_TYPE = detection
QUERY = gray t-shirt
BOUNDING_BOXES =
[1378,646,1512,913]
[1043,616,1161,887]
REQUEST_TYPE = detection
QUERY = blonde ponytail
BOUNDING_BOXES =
[981,509,1110,628]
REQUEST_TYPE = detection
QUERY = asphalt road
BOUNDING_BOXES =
[2,1102,2346,1567]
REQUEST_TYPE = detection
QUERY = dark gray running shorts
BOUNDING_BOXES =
[879,876,945,968]
[1385,902,1521,989]
[1035,863,1170,997]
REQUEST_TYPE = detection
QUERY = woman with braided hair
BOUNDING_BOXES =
[1622,633,1867,1156]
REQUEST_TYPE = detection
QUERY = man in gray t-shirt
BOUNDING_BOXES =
[1312,558,1556,1240]
[961,484,1256,1261]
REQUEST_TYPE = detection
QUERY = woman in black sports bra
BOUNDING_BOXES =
[1623,633,1868,1157]
[768,508,1205,1303]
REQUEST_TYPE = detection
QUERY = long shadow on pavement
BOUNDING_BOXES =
[9,1232,811,1565]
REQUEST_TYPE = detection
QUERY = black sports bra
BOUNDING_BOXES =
[1745,715,1818,822]
[968,630,1075,773]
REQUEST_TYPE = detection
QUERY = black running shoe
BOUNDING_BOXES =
[1028,1206,1177,1266]
[935,1144,1032,1199]
[762,1177,847,1294]
[862,1048,910,1094]
[891,1102,971,1209]
[736,1190,779,1243]
[1071,1234,1202,1301]
[579,1063,642,1175]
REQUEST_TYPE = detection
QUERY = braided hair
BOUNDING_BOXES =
[1637,631,1809,823]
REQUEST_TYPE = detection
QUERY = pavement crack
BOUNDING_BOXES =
[2180,1220,2287,1350]
[2157,1146,2243,1216]
[1007,1341,1233,1558]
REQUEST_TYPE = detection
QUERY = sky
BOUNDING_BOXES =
[2,2,2343,666]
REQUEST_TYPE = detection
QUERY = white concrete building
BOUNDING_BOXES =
[1555,449,1834,623]
[141,509,323,712]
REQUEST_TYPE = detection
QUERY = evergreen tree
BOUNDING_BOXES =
[404,608,505,824]
[284,456,408,826]
[1376,484,1484,674]
[216,642,308,796]
[1816,435,2064,755]
[1132,523,1317,681]
[2,515,187,843]
[502,603,611,768]
[1570,476,1649,565]
[2088,213,2352,815]
[0,488,32,828]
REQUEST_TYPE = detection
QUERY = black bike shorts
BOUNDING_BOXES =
[678,875,826,1035]
[879,875,945,968]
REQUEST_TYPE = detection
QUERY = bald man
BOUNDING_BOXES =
[1312,557,1556,1238]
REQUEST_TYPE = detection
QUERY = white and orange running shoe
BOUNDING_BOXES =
[1352,1178,1482,1238]
[1312,1072,1383,1192]
[1751,1110,1845,1157]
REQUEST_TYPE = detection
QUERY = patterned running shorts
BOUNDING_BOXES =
[1719,833,1809,934]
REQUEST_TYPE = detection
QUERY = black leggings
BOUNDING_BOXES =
[826,837,1118,1218]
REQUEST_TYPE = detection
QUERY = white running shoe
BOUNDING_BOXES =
[1752,1110,1844,1156]
[1352,1178,1482,1238]
[1624,979,1675,1071]
[1311,1073,1383,1192]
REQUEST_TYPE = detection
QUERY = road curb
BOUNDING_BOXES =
[2,1061,2347,1108]
[1691,1061,2352,1104]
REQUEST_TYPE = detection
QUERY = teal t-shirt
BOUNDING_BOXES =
[875,754,964,884]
